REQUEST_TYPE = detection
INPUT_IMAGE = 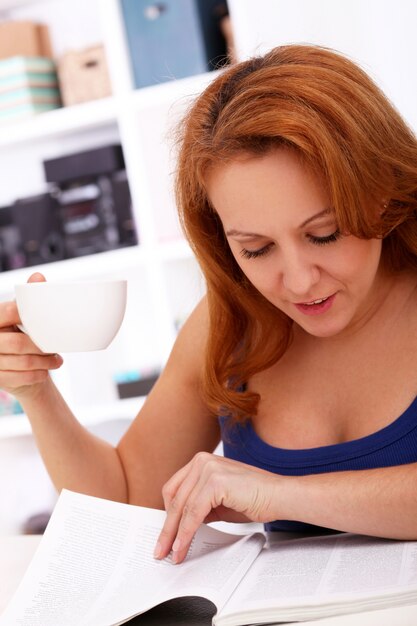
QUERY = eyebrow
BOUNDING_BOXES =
[225,208,332,238]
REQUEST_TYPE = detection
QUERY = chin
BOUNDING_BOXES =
[297,318,351,338]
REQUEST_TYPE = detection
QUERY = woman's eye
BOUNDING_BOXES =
[308,229,341,246]
[239,229,340,259]
[240,243,274,259]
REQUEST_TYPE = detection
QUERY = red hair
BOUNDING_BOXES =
[175,44,417,421]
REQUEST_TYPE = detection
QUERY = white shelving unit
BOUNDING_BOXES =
[0,0,212,442]
[0,0,214,533]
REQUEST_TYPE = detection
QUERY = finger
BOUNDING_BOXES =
[170,459,242,564]
[161,460,194,511]
[0,353,63,372]
[27,272,46,284]
[0,301,22,329]
[0,369,50,388]
[158,455,232,564]
[0,331,47,355]
[156,462,203,560]
[171,482,216,564]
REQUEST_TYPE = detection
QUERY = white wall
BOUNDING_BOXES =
[228,0,417,132]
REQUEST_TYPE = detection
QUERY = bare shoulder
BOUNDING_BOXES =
[117,297,219,508]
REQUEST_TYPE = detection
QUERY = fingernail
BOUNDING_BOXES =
[172,551,179,564]
[153,541,162,559]
[172,538,181,553]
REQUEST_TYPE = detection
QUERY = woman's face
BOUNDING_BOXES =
[206,149,385,339]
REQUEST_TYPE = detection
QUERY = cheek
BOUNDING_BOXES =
[353,239,382,267]
[233,256,274,293]
[333,238,382,283]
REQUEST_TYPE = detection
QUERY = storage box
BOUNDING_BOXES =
[0,86,60,110]
[57,45,112,106]
[0,21,52,60]
[0,56,60,122]
[0,72,58,94]
[0,56,56,79]
[0,57,58,95]
[120,0,229,88]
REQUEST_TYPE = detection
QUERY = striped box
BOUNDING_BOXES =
[0,56,60,122]
[0,56,56,78]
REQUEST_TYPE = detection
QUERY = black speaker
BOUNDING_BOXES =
[56,178,119,258]
[110,171,138,246]
[43,144,125,186]
[0,205,25,271]
[12,194,65,266]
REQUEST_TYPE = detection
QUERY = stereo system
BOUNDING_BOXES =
[0,144,138,269]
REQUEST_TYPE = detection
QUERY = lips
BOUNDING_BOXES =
[294,293,336,316]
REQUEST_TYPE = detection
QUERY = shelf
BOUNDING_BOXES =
[0,396,143,439]
[0,245,147,295]
[0,71,219,151]
[0,97,118,149]
[0,241,197,295]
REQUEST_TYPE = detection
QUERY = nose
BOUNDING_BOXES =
[280,246,321,297]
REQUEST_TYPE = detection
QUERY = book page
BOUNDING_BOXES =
[83,519,264,626]
[0,490,265,626]
[218,534,417,624]
[320,535,417,595]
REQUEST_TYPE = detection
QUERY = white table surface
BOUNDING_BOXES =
[1,534,417,625]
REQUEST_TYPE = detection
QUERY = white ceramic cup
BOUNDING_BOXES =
[14,280,127,353]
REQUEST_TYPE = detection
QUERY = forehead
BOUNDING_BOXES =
[205,149,330,225]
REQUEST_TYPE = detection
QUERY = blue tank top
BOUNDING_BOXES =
[219,396,417,533]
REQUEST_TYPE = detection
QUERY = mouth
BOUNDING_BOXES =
[300,296,331,306]
[294,293,336,315]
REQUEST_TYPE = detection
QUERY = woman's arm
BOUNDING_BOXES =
[9,297,219,506]
[282,463,417,539]
[18,377,129,502]
[155,454,417,563]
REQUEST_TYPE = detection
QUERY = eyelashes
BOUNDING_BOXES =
[240,244,273,260]
[239,229,341,259]
[308,230,341,246]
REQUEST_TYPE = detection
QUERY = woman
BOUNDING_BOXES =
[1,45,417,565]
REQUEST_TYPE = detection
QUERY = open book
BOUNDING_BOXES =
[2,490,417,626]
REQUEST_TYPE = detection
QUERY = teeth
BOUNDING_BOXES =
[305,297,327,306]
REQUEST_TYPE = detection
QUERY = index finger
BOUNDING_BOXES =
[0,301,22,329]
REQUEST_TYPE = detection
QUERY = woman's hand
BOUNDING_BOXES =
[154,452,282,564]
[0,273,63,399]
